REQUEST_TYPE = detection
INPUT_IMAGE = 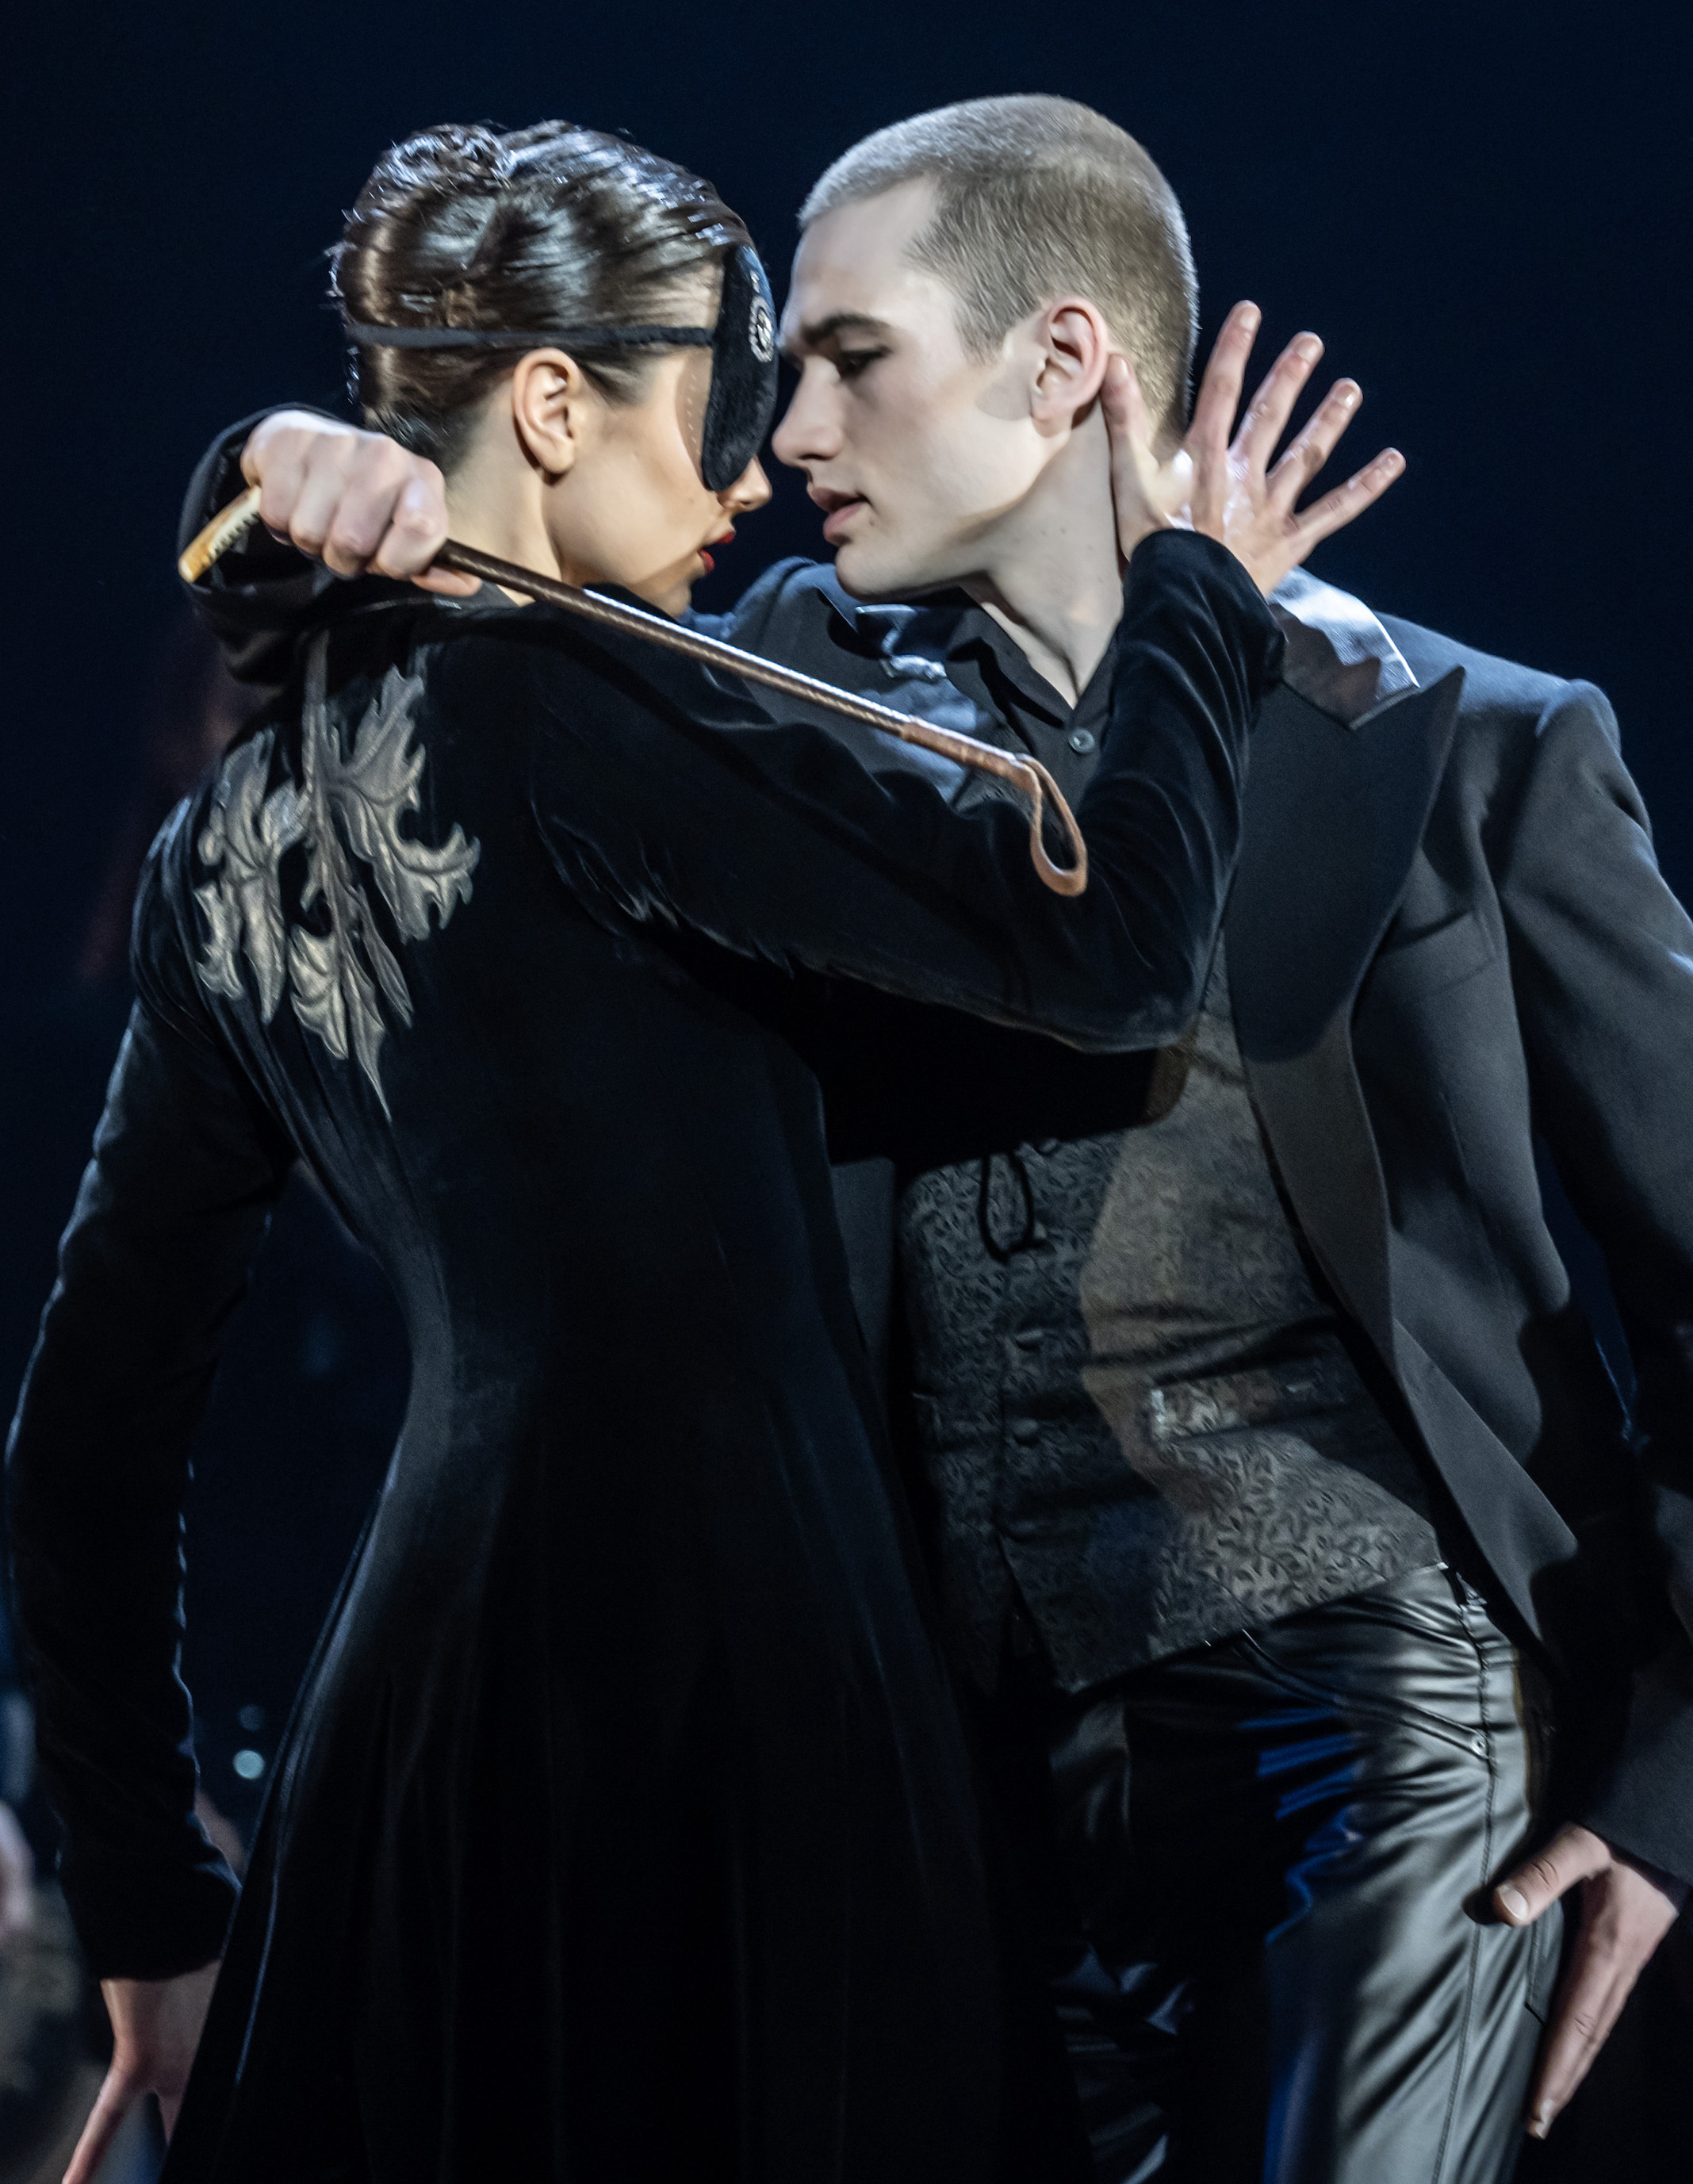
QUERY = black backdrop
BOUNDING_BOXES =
[0,0,1690,2146]
[3,0,1688,975]
[6,0,1690,1519]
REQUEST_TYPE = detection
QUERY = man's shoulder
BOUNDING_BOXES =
[1374,610,1576,728]
[693,555,852,647]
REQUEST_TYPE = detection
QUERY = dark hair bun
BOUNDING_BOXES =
[333,121,750,467]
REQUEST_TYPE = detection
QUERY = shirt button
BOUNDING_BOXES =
[1068,728,1097,754]
[1009,1419,1040,1445]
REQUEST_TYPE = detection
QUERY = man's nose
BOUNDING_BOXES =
[724,458,773,515]
[771,366,838,470]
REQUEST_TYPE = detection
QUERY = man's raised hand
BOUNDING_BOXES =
[1100,354,1194,563]
[239,412,476,595]
[1180,301,1404,596]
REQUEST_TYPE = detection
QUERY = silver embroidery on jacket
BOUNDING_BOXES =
[195,633,480,1112]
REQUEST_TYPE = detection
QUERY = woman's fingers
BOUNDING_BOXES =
[241,416,462,588]
[62,2063,140,2184]
[1284,447,1406,554]
[1232,333,1325,473]
[1266,381,1363,511]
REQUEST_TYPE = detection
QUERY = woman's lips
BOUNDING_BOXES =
[698,527,735,576]
[821,498,867,545]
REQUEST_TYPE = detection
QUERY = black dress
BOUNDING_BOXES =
[6,531,1278,2183]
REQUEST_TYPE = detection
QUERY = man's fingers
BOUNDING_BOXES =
[1266,381,1362,510]
[1233,333,1324,473]
[1185,301,1259,461]
[1526,1854,1685,2138]
[1102,355,1177,552]
[1526,1960,1635,2138]
[63,2064,140,2184]
[1495,1824,1614,1925]
[1285,449,1405,554]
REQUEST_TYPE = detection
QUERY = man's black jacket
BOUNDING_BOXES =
[180,420,1693,1884]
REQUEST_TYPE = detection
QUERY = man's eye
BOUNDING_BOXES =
[836,349,887,382]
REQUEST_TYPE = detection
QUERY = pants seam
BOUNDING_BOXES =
[1430,1590,1498,2184]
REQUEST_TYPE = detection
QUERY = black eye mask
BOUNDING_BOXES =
[344,243,779,492]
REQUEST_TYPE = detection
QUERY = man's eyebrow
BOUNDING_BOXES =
[782,311,895,359]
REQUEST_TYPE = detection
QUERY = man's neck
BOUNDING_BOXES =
[960,408,1126,707]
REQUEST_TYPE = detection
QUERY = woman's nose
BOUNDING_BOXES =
[725,458,773,515]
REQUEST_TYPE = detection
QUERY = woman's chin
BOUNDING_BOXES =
[638,568,699,619]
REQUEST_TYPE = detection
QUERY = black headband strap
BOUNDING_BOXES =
[343,321,714,351]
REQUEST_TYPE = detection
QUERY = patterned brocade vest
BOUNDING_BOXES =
[898,943,1440,1695]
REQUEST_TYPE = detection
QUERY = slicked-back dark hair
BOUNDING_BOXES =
[333,121,752,470]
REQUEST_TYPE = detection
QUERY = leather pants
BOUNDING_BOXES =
[982,1565,1561,2184]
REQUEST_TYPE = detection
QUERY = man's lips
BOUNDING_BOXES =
[809,489,868,544]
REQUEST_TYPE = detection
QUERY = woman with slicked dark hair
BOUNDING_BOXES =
[8,121,1286,2182]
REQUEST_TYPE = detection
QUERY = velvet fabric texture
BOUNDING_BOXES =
[6,531,1277,2183]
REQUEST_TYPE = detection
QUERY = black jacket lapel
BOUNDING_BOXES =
[1224,668,1590,1651]
[1224,669,1465,1354]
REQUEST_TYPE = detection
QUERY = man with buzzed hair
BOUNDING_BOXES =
[179,94,1692,2182]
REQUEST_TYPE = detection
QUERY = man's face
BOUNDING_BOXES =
[773,181,1054,600]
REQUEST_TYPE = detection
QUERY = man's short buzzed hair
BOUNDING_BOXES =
[801,95,1197,442]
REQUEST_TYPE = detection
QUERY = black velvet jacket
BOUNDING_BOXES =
[165,418,1693,1891]
[5,520,1277,2182]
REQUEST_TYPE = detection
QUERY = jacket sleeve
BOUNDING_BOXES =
[528,529,1281,1055]
[1497,680,1693,1880]
[4,829,293,1974]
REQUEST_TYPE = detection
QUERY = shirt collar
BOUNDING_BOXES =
[822,557,1417,732]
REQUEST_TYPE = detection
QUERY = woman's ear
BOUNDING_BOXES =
[1031,297,1113,432]
[509,349,588,479]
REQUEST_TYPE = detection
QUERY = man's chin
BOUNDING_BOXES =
[832,536,930,603]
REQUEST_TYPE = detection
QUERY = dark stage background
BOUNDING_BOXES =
[0,0,1688,2169]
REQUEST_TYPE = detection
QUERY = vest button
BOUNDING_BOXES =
[1068,728,1097,754]
[1009,1418,1040,1445]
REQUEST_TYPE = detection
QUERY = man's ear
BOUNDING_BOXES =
[509,349,588,479]
[1031,297,1113,432]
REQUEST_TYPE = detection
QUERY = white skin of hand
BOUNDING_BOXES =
[1493,1822,1687,2140]
[1102,301,1405,597]
[241,412,473,596]
[0,1802,33,1944]
[62,1962,221,2184]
